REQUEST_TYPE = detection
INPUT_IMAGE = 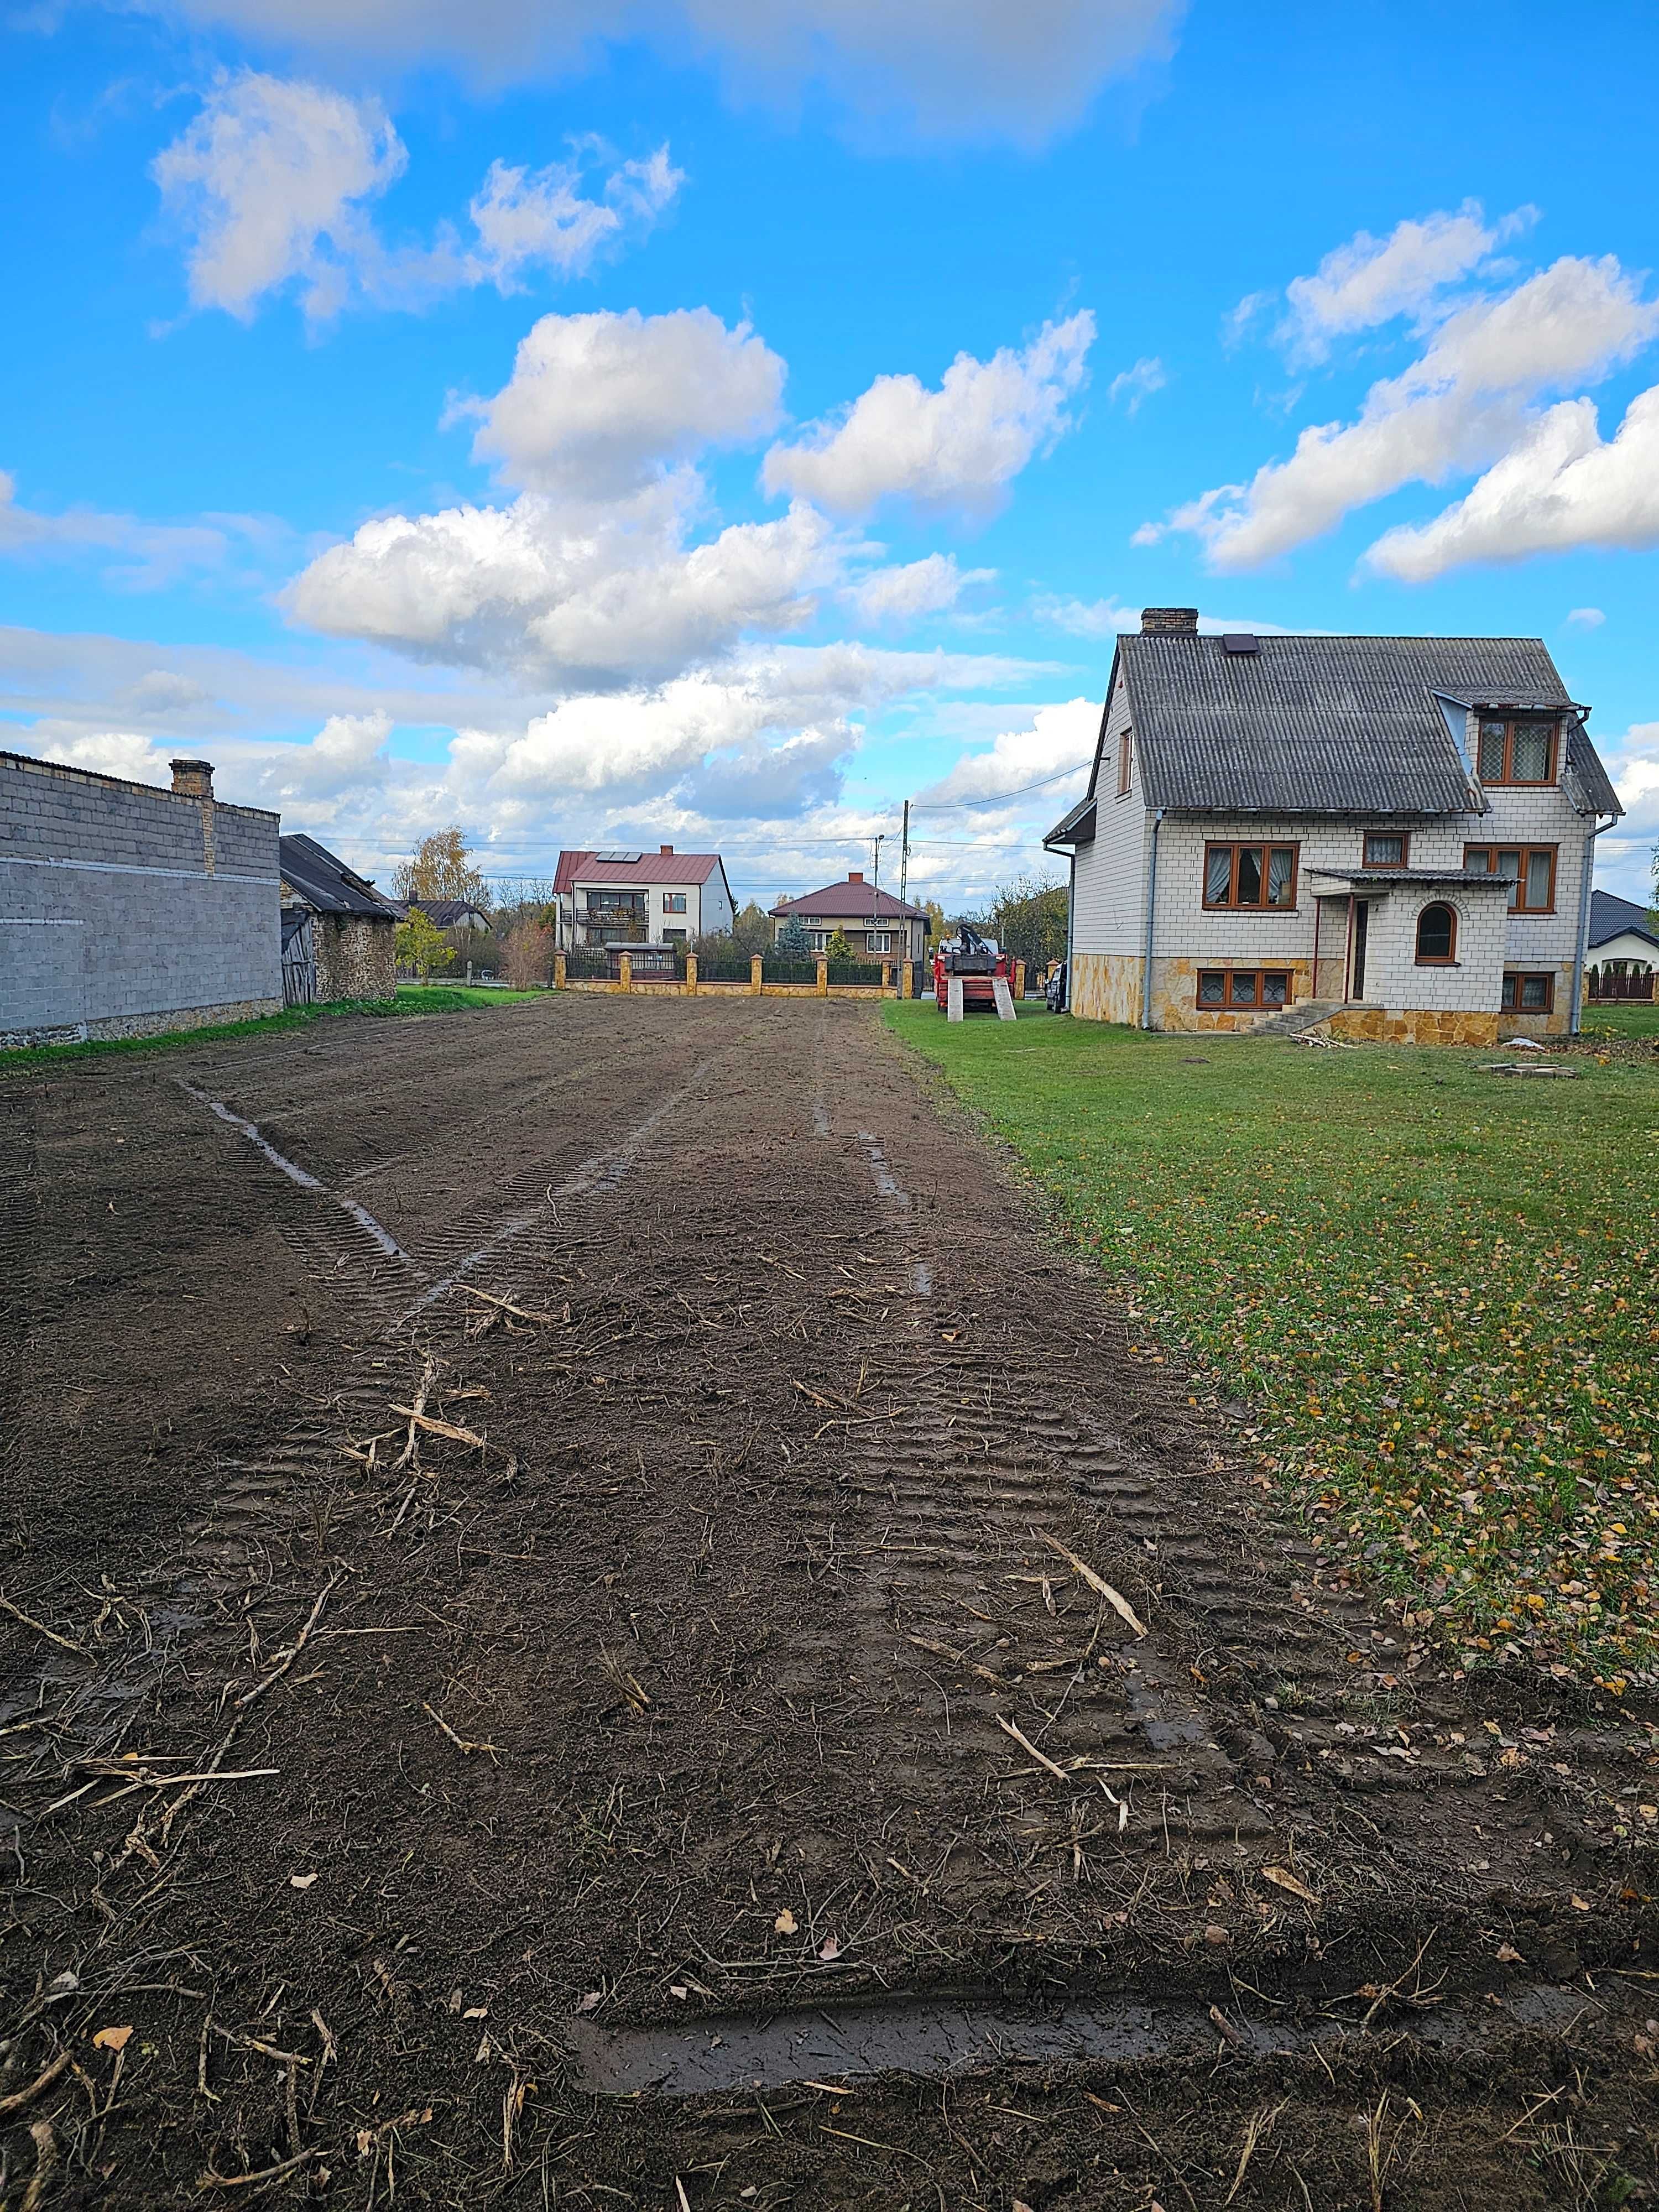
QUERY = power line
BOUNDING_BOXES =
[908,759,1091,812]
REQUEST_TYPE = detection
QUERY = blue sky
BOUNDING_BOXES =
[4,0,1657,909]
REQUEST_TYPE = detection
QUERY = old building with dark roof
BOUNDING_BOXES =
[279,833,399,1003]
[1045,609,1624,1045]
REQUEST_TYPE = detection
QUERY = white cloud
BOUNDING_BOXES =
[1152,255,1659,570]
[1034,594,1300,638]
[761,312,1094,518]
[284,484,851,685]
[153,72,679,322]
[153,72,404,320]
[451,307,785,496]
[841,553,992,624]
[1107,356,1164,413]
[465,145,681,293]
[163,0,1184,149]
[912,696,1097,807]
[0,467,284,588]
[1567,606,1606,629]
[1275,201,1535,364]
[1364,387,1659,581]
[3,617,1070,906]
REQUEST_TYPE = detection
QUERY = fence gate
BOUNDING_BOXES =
[281,910,316,1007]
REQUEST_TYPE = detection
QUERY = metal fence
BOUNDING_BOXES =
[1587,971,1655,1001]
[697,952,755,982]
[825,958,886,988]
[565,946,610,979]
[761,956,820,986]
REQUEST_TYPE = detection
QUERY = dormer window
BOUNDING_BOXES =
[1477,714,1557,786]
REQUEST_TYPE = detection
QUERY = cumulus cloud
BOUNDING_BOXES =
[1107,356,1165,413]
[451,307,785,496]
[1364,386,1659,581]
[1150,254,1659,570]
[912,696,1097,807]
[285,484,849,685]
[153,72,679,321]
[841,553,992,624]
[163,0,1184,149]
[1274,201,1536,364]
[762,312,1094,519]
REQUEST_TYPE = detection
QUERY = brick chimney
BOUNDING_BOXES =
[170,758,215,799]
[1141,608,1198,634]
[660,843,674,854]
[848,870,864,883]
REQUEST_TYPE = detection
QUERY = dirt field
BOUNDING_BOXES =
[1,994,1655,2209]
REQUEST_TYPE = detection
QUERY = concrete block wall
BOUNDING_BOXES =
[1,752,282,1046]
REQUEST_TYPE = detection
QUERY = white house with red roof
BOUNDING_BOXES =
[552,845,735,950]
[770,872,931,962]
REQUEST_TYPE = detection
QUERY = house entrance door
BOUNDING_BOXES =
[1351,900,1369,999]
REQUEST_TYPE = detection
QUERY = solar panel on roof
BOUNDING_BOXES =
[1222,633,1260,655]
[592,849,645,862]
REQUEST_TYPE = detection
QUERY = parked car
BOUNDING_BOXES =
[1045,960,1068,1014]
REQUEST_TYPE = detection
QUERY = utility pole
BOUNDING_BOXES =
[870,832,884,927]
[898,800,910,907]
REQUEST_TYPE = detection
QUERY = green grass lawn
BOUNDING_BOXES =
[887,1004,1659,1688]
[2,982,541,1074]
[1580,1001,1659,1039]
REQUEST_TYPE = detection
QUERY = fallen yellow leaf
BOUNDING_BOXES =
[93,2026,133,2053]
[1261,1865,1319,1905]
[774,1908,799,1936]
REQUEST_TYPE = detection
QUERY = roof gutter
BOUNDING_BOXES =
[1141,809,1164,1031]
[1571,812,1619,1035]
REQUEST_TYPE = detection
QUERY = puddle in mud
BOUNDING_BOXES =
[565,1984,1598,2096]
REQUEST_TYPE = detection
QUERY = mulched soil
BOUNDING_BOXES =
[1,994,1655,2209]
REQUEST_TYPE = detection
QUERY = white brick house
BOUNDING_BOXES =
[1044,611,1624,1046]
[552,845,735,950]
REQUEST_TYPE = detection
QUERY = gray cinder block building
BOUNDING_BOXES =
[1,751,283,1049]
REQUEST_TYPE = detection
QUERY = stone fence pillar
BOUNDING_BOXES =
[881,962,892,996]
[750,954,764,994]
[816,957,828,997]
[618,952,632,993]
[685,952,698,995]
[1014,959,1026,999]
[553,952,566,988]
[900,961,914,1000]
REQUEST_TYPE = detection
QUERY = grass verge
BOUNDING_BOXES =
[887,1003,1659,1688]
[2,983,541,1074]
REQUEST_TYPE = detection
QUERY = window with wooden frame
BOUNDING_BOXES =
[662,891,687,913]
[1362,829,1409,868]
[1202,841,1298,909]
[1196,968,1292,1011]
[1463,843,1556,913]
[1117,727,1134,797]
[1475,713,1558,786]
[1501,972,1555,1013]
[1415,901,1457,964]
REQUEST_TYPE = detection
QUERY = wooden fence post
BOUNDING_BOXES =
[618,952,632,993]
[750,953,764,995]
[816,957,828,997]
[685,952,698,995]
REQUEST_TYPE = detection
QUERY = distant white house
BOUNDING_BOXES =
[552,846,735,949]
[1044,609,1624,1045]
[1585,888,1657,1003]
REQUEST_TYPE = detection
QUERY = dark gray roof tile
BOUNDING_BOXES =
[1113,633,1619,817]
